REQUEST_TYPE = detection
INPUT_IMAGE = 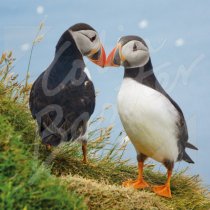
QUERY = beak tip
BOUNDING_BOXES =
[88,44,106,68]
[104,46,119,67]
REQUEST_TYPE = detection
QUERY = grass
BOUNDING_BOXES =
[63,175,169,210]
[0,115,86,210]
[48,142,210,210]
[0,50,210,210]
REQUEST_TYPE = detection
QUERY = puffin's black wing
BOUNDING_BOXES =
[146,76,189,142]
[141,68,198,163]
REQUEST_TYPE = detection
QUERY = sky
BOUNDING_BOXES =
[0,0,209,187]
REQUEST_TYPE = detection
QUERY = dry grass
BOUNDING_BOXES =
[62,175,170,210]
[48,141,210,210]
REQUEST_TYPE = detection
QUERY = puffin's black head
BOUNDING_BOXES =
[105,35,150,68]
[69,23,106,67]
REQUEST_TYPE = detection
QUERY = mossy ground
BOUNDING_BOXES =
[0,52,210,210]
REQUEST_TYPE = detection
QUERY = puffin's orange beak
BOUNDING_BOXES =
[105,44,123,67]
[105,46,118,67]
[88,44,106,67]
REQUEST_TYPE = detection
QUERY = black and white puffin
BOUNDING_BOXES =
[29,23,106,163]
[105,35,198,198]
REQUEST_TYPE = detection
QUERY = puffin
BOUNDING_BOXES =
[105,35,198,198]
[29,23,106,163]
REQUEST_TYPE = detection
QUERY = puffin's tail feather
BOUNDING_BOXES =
[183,151,195,164]
[185,142,198,150]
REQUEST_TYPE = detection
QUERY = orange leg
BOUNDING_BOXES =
[122,161,149,189]
[153,169,172,198]
[82,142,88,164]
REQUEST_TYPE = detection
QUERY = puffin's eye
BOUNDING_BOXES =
[133,43,137,51]
[90,35,96,42]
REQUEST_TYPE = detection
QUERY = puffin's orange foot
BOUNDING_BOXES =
[153,185,172,198]
[122,179,149,189]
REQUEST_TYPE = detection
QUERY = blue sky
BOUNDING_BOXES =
[1,0,210,187]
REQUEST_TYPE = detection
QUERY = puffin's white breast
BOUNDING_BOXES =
[84,67,92,80]
[117,78,179,163]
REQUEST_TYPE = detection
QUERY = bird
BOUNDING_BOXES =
[105,35,198,198]
[29,23,106,163]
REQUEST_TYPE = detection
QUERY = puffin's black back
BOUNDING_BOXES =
[29,28,95,146]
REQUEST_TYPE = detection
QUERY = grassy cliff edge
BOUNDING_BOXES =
[0,52,210,210]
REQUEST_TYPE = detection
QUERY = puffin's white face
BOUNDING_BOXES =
[71,29,101,56]
[121,40,150,68]
[105,36,150,69]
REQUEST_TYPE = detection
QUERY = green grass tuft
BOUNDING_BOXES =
[0,115,87,210]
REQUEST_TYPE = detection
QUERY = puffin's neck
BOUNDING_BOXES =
[55,30,85,70]
[124,58,155,85]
